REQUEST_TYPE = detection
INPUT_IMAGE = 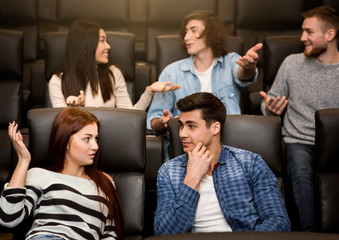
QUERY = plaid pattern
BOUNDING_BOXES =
[154,145,291,235]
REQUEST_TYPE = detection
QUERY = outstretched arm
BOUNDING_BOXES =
[8,122,31,188]
[146,81,181,93]
[150,109,173,133]
[237,43,263,81]
[260,91,288,116]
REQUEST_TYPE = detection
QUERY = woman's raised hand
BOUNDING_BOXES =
[8,121,31,163]
[147,81,181,93]
[66,90,85,106]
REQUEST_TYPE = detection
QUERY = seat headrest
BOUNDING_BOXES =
[28,107,146,172]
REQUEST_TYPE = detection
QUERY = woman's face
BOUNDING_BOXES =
[95,29,111,64]
[65,122,99,168]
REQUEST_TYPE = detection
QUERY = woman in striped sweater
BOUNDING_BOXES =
[0,108,123,240]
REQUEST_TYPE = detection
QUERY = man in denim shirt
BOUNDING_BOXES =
[147,10,262,132]
[154,92,291,234]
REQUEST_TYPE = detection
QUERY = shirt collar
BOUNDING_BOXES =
[179,55,224,73]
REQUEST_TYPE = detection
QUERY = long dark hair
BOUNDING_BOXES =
[47,108,123,239]
[180,10,228,58]
[60,19,114,102]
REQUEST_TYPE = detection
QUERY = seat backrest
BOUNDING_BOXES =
[146,0,218,64]
[155,34,244,79]
[0,0,38,62]
[232,0,304,67]
[167,115,284,192]
[55,0,129,32]
[314,108,339,233]
[44,30,136,105]
[27,107,146,239]
[263,35,304,89]
[0,29,23,221]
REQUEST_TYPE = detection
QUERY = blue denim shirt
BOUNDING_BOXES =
[147,53,257,129]
[154,145,291,235]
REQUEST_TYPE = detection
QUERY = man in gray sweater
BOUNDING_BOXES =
[260,6,339,231]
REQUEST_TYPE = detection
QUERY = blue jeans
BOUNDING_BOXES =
[28,235,65,240]
[285,143,315,231]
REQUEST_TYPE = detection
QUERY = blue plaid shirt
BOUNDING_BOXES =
[154,145,291,235]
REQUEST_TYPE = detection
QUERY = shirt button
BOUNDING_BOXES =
[230,93,234,97]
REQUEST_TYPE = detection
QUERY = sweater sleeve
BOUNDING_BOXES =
[49,74,67,108]
[0,183,39,228]
[261,56,290,116]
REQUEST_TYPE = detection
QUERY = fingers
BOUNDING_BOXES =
[259,91,268,100]
[251,43,263,53]
[267,96,288,115]
[237,42,263,69]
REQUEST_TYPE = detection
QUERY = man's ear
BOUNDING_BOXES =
[327,28,336,42]
[211,122,221,136]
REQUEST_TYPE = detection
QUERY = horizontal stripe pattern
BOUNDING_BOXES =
[0,168,117,239]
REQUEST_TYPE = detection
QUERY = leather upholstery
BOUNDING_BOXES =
[155,34,244,79]
[144,231,339,240]
[167,115,285,193]
[27,107,146,239]
[263,35,304,88]
[248,35,304,114]
[0,0,38,61]
[315,108,339,233]
[56,0,129,32]
[44,30,137,105]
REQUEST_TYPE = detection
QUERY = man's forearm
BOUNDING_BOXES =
[151,118,167,133]
[238,65,256,81]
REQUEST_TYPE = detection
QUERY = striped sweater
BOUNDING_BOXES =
[0,168,117,240]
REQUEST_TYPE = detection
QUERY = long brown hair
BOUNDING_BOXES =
[60,19,114,102]
[180,10,228,58]
[47,108,123,239]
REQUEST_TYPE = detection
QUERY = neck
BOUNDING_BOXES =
[206,141,222,176]
[316,44,339,64]
[194,48,215,72]
[62,162,87,179]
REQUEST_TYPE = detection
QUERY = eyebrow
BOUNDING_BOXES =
[178,120,198,125]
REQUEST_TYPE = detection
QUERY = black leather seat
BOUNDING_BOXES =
[248,35,304,114]
[167,115,285,194]
[314,108,339,233]
[5,107,147,240]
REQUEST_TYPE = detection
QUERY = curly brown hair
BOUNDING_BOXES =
[180,10,228,58]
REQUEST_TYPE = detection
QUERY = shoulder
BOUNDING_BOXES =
[158,154,187,176]
[49,73,62,85]
[222,145,260,167]
[283,53,304,64]
[161,56,192,73]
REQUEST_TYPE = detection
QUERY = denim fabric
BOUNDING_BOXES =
[154,145,291,235]
[285,143,315,231]
[146,54,257,129]
[28,235,65,240]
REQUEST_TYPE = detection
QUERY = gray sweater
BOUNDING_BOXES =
[261,53,339,144]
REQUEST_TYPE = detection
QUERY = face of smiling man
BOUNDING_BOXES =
[301,17,329,58]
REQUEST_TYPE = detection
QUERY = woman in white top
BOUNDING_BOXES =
[0,108,123,240]
[49,19,180,108]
